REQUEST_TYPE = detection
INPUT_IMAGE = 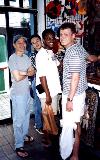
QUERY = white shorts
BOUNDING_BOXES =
[62,91,86,123]
[40,95,58,115]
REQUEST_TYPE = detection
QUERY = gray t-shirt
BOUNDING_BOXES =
[63,43,89,95]
[8,53,31,96]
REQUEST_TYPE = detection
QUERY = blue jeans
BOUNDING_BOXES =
[32,77,42,129]
[11,92,30,149]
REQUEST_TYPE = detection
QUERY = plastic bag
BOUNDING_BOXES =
[59,112,77,160]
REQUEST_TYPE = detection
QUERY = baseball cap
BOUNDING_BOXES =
[13,35,27,44]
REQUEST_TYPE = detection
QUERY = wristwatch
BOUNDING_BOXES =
[67,97,73,102]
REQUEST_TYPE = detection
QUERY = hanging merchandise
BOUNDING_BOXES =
[46,0,62,19]
[77,0,87,15]
[76,16,88,38]
[81,87,99,147]
[62,0,79,21]
[46,0,84,46]
[47,21,60,34]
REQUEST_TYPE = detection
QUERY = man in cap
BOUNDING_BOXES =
[8,35,35,158]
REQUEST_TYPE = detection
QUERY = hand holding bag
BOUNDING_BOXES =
[42,104,58,135]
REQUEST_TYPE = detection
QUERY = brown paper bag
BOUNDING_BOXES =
[42,104,58,135]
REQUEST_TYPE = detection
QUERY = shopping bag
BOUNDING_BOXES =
[60,124,74,160]
[42,104,58,135]
[59,112,77,160]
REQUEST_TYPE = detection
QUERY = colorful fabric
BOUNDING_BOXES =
[81,87,99,147]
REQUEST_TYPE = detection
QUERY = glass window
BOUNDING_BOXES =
[10,0,19,7]
[0,0,4,5]
[0,14,6,27]
[9,12,30,27]
[23,0,29,8]
[10,0,30,8]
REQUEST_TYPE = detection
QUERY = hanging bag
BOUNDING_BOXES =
[42,104,58,135]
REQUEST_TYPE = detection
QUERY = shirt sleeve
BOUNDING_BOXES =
[36,53,47,77]
[69,54,81,73]
[8,56,17,72]
[27,56,32,68]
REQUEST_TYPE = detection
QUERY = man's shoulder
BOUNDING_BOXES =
[65,44,85,60]
[23,53,29,59]
[72,43,81,50]
[71,43,87,54]
[37,47,46,56]
[9,53,16,60]
[38,47,45,53]
[74,43,86,51]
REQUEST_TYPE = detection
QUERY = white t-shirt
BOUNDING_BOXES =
[36,47,61,98]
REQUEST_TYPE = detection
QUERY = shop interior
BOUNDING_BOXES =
[0,0,100,160]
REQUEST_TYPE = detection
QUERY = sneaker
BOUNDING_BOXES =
[35,128,44,135]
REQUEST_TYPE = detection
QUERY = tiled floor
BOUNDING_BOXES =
[0,117,100,160]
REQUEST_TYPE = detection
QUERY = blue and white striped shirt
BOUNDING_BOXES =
[63,43,88,95]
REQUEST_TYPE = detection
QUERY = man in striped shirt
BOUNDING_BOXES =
[59,23,98,160]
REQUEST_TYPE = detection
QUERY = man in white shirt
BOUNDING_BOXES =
[36,29,61,115]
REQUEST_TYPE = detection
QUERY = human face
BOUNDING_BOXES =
[43,33,55,50]
[31,37,42,51]
[60,28,75,48]
[13,38,26,55]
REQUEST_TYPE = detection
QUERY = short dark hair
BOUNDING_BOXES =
[42,29,55,39]
[58,22,76,37]
[30,34,41,42]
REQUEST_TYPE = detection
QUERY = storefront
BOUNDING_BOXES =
[0,0,100,150]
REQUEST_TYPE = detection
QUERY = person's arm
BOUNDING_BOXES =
[98,55,100,61]
[68,72,80,100]
[66,73,80,112]
[11,70,27,82]
[36,49,52,105]
[40,76,52,105]
[16,66,35,77]
[11,66,35,82]
[86,54,98,62]
[27,66,36,76]
[66,54,81,112]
